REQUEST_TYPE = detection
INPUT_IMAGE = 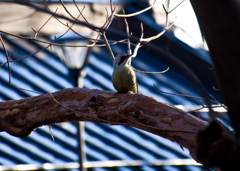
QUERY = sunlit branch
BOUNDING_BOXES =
[114,0,156,18]
[101,0,116,61]
[131,23,144,58]
[133,66,169,74]
[123,9,132,56]
[141,18,176,43]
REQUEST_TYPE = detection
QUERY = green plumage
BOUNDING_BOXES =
[112,65,138,93]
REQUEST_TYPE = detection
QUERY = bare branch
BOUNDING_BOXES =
[0,38,55,67]
[123,9,132,56]
[168,0,185,14]
[32,8,58,39]
[133,66,169,74]
[140,0,184,44]
[73,0,90,25]
[59,0,79,22]
[101,0,116,61]
[141,18,176,43]
[131,22,144,58]
[163,0,170,26]
[213,86,221,91]
[0,87,208,160]
[210,94,228,111]
[114,0,157,18]
[0,13,80,66]
[153,84,217,103]
[48,125,55,141]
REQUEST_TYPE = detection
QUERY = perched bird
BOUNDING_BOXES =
[112,54,138,93]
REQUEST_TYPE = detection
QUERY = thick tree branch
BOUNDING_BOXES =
[0,88,208,160]
[190,0,240,137]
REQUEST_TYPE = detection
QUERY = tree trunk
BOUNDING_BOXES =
[190,0,240,137]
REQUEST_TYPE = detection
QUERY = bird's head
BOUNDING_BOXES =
[113,54,131,69]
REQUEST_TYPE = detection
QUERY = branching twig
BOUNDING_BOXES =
[141,18,176,43]
[73,0,90,25]
[154,84,226,118]
[59,0,79,22]
[163,0,170,27]
[210,94,228,111]
[163,0,185,15]
[139,0,184,44]
[154,84,216,103]
[32,8,58,39]
[0,13,79,67]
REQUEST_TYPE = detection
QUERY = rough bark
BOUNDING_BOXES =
[0,88,208,160]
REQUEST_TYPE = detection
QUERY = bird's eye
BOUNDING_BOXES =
[118,55,127,65]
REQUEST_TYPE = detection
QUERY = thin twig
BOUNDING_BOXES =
[153,84,217,103]
[59,0,79,22]
[133,66,169,74]
[213,86,221,91]
[131,22,144,58]
[163,0,170,27]
[168,0,185,14]
[210,94,228,111]
[73,0,90,25]
[114,0,157,18]
[101,0,116,61]
[0,11,80,67]
[140,0,185,44]
[33,8,58,39]
[199,100,205,108]
[141,18,176,43]
[123,9,132,56]
[48,125,55,141]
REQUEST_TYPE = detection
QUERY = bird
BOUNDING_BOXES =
[112,54,138,93]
